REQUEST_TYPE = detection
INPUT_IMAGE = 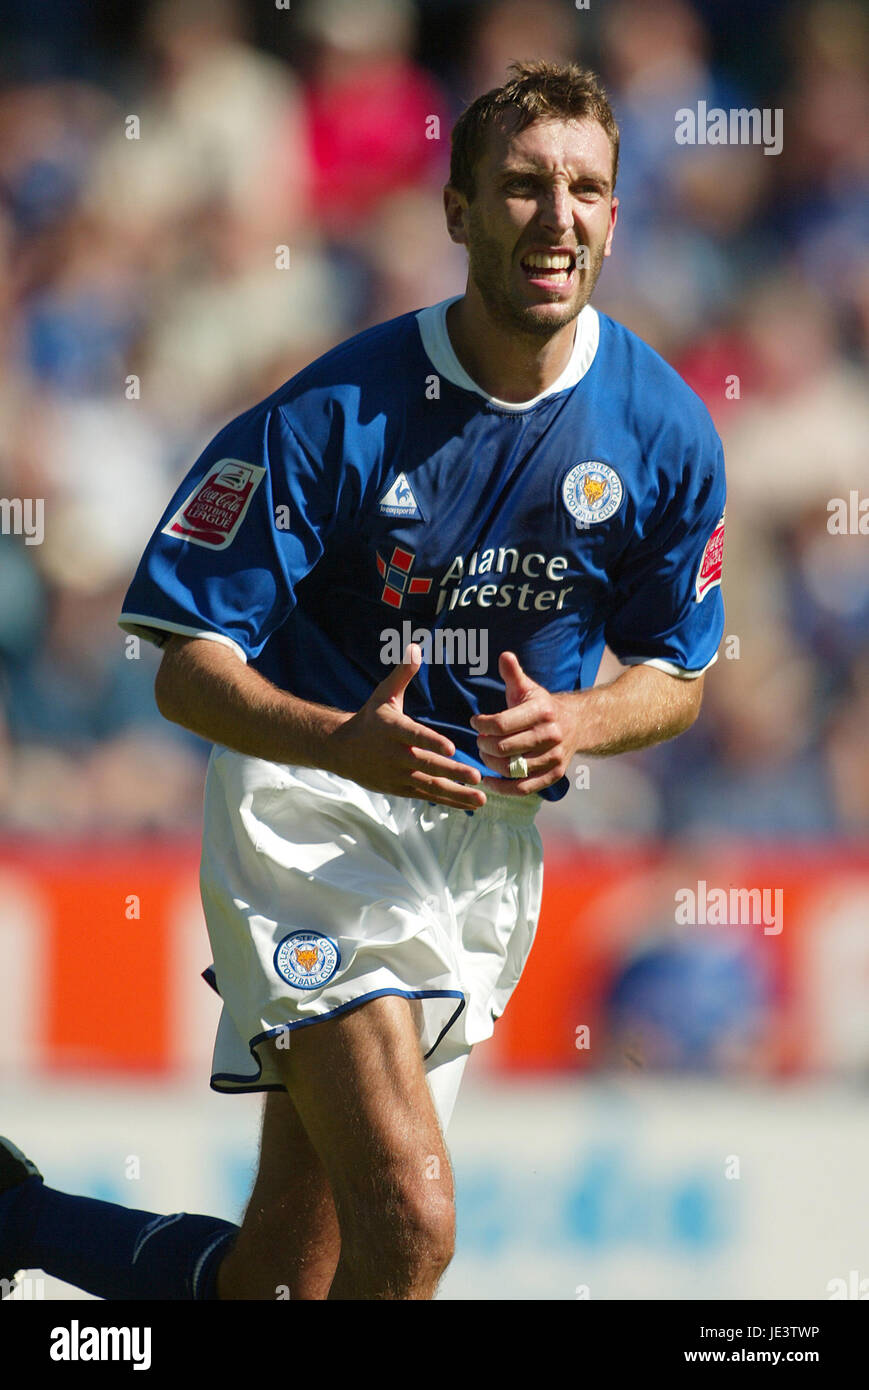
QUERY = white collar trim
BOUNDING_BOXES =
[415,294,599,411]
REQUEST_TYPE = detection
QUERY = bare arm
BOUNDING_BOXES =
[154,634,349,767]
[154,635,485,810]
[556,663,704,757]
[472,652,705,795]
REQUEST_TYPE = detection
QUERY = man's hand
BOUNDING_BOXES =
[472,652,705,796]
[325,644,486,811]
[155,635,484,810]
[471,652,579,796]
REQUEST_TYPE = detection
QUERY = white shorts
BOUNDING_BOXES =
[199,747,544,1130]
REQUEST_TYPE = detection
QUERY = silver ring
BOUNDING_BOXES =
[508,756,529,779]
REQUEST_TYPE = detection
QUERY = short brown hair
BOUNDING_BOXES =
[449,60,620,200]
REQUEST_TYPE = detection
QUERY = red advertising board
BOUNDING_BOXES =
[0,838,867,1078]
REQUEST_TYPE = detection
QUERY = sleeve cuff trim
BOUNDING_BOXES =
[118,614,248,664]
[617,653,718,680]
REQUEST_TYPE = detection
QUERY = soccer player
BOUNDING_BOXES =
[0,61,725,1300]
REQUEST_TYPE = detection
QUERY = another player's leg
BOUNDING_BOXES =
[0,1135,237,1300]
[0,1138,42,1298]
[1,1098,342,1301]
[217,1088,340,1300]
[264,994,455,1300]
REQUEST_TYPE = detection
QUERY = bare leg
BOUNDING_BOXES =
[217,1088,340,1300]
[268,995,455,1300]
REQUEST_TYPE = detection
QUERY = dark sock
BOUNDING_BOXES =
[1,1177,238,1300]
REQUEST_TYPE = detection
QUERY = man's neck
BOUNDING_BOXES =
[445,288,579,404]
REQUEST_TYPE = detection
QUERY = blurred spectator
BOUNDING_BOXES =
[293,0,450,238]
[356,186,467,326]
[139,204,351,426]
[456,0,580,97]
[720,276,869,518]
[604,931,774,1073]
[775,0,869,306]
[0,80,110,238]
[657,639,840,836]
[16,210,144,395]
[85,0,309,245]
[824,657,869,834]
[0,585,207,836]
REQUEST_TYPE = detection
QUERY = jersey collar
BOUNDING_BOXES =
[415,294,600,412]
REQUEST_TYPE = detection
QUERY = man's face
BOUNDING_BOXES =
[446,114,618,337]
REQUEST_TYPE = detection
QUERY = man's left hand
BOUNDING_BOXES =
[470,651,579,796]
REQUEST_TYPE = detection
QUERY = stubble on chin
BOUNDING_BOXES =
[466,227,607,340]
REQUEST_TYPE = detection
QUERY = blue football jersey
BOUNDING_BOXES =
[120,296,726,803]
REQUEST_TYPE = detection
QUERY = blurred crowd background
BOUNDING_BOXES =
[0,0,867,839]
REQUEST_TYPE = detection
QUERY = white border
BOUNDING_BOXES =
[619,652,719,680]
[118,614,248,664]
[415,295,600,411]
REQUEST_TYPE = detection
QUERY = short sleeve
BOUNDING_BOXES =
[604,436,726,679]
[119,405,343,661]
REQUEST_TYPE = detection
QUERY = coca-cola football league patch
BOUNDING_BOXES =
[695,513,725,601]
[163,460,266,549]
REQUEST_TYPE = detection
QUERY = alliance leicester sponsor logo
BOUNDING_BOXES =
[435,546,574,614]
[376,544,576,615]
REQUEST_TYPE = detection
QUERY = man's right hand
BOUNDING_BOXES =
[324,644,486,811]
[155,634,485,811]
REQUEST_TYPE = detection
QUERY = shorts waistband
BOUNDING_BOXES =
[425,790,542,824]
[214,749,544,828]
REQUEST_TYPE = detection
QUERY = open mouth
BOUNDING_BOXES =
[519,249,576,287]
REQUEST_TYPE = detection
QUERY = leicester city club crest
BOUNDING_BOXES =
[274,931,340,990]
[562,461,624,529]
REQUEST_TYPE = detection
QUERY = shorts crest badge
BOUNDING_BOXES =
[274,931,340,990]
[562,461,624,529]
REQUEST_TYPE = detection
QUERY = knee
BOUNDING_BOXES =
[396,1183,455,1276]
[343,1177,456,1288]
